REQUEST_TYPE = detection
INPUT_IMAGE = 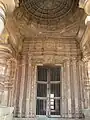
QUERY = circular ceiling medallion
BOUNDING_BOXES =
[22,0,78,25]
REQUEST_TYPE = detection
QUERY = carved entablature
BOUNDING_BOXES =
[21,37,81,65]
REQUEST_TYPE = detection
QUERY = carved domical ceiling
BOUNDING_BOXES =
[22,0,79,25]
[7,0,85,39]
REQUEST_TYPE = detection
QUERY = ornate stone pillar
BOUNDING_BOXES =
[14,55,37,118]
[0,0,18,35]
[0,43,13,106]
[70,59,76,118]
[62,60,69,118]
[21,54,29,117]
[28,64,36,118]
[72,59,79,117]
[66,60,72,118]
[15,56,25,117]
[25,58,32,117]
[62,58,86,118]
[7,58,17,107]
[76,60,83,117]
[14,56,22,117]
[83,61,90,108]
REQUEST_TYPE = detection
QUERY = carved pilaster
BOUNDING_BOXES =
[62,61,68,117]
[29,64,36,118]
[76,60,84,118]
[0,40,15,106]
[61,62,64,117]
[18,56,25,117]
[25,61,32,117]
[70,60,75,118]
[21,54,29,117]
[72,59,79,117]
[66,60,72,118]
[83,61,89,108]
[14,57,22,117]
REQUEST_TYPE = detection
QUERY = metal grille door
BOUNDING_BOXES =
[36,66,61,117]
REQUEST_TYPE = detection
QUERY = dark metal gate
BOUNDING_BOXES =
[36,66,61,117]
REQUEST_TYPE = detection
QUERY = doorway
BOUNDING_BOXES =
[36,66,61,117]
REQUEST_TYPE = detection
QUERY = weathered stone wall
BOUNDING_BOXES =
[14,37,88,119]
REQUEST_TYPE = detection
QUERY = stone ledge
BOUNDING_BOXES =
[13,118,86,120]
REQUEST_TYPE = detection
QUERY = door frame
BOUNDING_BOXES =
[35,64,63,118]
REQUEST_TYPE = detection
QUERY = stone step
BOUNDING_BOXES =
[13,118,86,120]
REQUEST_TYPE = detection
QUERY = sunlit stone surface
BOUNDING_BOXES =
[0,106,14,120]
[13,118,89,120]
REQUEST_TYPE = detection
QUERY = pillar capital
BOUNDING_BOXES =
[0,0,19,13]
[79,0,90,15]
[0,0,19,35]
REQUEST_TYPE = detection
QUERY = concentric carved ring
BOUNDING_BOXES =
[22,0,78,25]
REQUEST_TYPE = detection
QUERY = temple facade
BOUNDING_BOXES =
[0,0,90,120]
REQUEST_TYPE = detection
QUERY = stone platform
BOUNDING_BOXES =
[13,118,89,120]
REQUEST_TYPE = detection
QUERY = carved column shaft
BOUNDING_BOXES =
[18,56,25,117]
[7,59,17,107]
[72,60,79,117]
[25,60,32,117]
[0,1,6,35]
[83,61,90,108]
[29,64,36,117]
[21,54,28,117]
[0,58,8,106]
[14,57,22,117]
[62,61,69,117]
[66,60,72,118]
[62,59,85,118]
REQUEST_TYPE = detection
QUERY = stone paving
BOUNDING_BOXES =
[13,118,90,120]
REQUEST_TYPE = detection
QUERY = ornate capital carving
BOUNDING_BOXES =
[79,0,90,15]
[0,0,19,13]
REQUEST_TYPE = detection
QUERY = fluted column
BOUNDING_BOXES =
[83,61,89,108]
[62,58,86,118]
[14,55,37,118]
[21,54,29,117]
[25,58,32,117]
[66,60,72,118]
[62,60,69,117]
[72,59,79,117]
[70,60,76,118]
[29,64,36,118]
[7,59,17,107]
[0,56,15,106]
[17,56,25,117]
[14,57,22,117]
[0,58,8,106]
[61,62,64,117]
